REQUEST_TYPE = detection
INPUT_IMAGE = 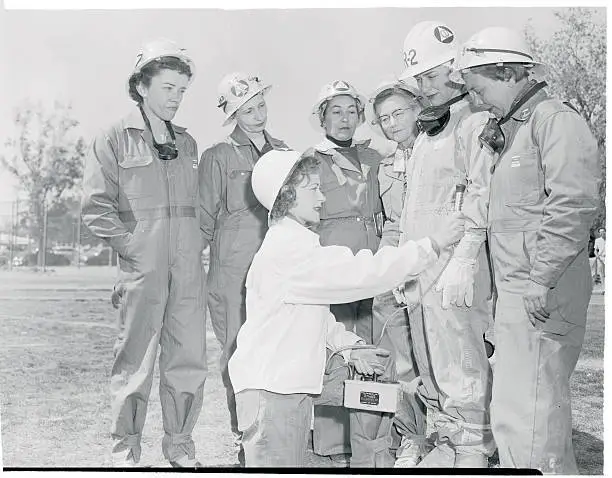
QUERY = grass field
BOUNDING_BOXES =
[0,267,604,471]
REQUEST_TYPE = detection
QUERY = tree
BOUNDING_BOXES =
[525,7,606,232]
[0,100,87,267]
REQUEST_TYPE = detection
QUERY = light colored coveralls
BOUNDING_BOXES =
[228,216,439,467]
[487,88,600,473]
[304,138,386,461]
[198,125,288,436]
[81,109,207,463]
[372,146,427,447]
[399,98,495,459]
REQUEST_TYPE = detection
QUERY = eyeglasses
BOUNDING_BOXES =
[377,106,417,127]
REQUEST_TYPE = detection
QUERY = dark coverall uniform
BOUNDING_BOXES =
[304,137,395,467]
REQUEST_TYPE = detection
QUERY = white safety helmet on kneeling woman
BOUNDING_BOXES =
[252,150,303,214]
[449,26,545,84]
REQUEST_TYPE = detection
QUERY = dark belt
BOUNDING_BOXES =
[118,206,196,223]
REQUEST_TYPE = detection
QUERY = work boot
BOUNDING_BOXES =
[394,437,433,468]
[417,443,455,468]
[455,452,488,468]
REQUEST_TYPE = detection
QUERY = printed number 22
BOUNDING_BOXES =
[404,49,418,66]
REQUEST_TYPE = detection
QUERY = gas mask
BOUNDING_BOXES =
[416,92,468,136]
[478,81,547,155]
[139,106,179,160]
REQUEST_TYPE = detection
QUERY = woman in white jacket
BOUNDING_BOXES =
[228,149,464,467]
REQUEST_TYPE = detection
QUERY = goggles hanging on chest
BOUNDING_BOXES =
[478,81,547,155]
[416,93,468,137]
[139,106,179,160]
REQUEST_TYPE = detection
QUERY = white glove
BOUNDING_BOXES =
[435,257,477,309]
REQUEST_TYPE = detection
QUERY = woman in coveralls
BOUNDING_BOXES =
[302,80,388,467]
[365,78,431,468]
[452,27,601,474]
[198,72,289,463]
[82,39,206,468]
[228,149,466,467]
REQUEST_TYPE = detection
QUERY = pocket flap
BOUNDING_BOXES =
[119,155,154,169]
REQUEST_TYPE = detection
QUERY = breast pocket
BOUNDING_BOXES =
[118,155,156,199]
[503,150,541,206]
[226,169,258,213]
[320,180,349,216]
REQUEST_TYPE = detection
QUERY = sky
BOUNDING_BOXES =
[0,3,607,216]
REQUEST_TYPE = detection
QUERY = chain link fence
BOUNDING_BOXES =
[0,200,117,271]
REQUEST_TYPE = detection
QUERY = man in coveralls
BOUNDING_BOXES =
[452,26,601,474]
[396,21,496,467]
[198,72,289,462]
[82,39,206,468]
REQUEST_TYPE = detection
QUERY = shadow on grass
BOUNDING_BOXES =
[574,428,603,475]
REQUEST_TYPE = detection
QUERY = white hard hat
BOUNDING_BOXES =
[309,80,367,131]
[365,77,421,136]
[217,72,272,126]
[252,149,303,213]
[400,21,458,80]
[449,27,544,84]
[131,38,196,81]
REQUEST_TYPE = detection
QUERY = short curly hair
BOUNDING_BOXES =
[269,156,321,224]
[128,56,193,104]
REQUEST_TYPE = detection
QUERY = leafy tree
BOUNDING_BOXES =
[525,7,606,232]
[0,100,87,266]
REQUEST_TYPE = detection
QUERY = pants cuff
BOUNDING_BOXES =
[163,432,196,461]
[112,433,141,462]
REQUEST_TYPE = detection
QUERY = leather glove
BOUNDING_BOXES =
[435,257,477,309]
[349,347,391,376]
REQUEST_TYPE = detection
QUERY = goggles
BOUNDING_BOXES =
[139,106,179,160]
[416,93,468,136]
[478,81,547,155]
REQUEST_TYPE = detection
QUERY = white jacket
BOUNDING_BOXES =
[228,216,437,395]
